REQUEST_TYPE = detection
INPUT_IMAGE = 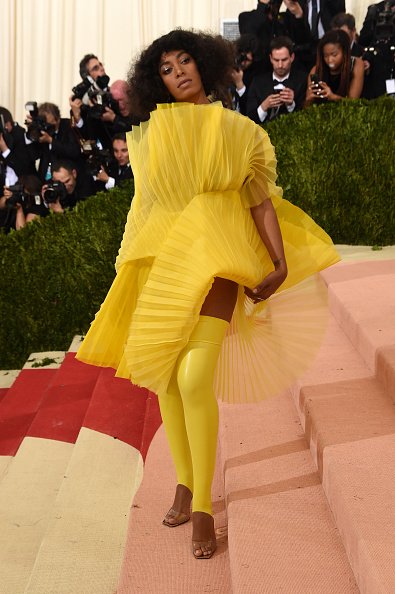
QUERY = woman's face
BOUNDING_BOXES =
[159,50,208,104]
[323,43,343,73]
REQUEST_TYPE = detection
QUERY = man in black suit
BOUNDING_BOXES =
[231,34,267,115]
[96,133,133,191]
[46,159,96,212]
[238,0,313,71]
[330,13,365,56]
[0,107,36,177]
[247,36,307,124]
[358,1,395,98]
[288,0,346,70]
[300,0,346,36]
[26,102,82,183]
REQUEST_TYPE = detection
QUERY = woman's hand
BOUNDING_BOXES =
[305,80,318,106]
[316,81,332,100]
[318,82,343,102]
[245,260,288,304]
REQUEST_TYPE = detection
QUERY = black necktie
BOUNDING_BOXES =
[273,78,288,85]
[311,0,319,41]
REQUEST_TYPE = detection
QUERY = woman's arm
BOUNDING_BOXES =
[348,57,364,98]
[246,199,288,303]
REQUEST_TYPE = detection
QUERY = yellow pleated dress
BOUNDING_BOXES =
[76,102,340,403]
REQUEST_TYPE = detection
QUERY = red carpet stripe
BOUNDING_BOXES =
[82,367,162,458]
[27,353,101,444]
[139,392,162,461]
[0,387,8,405]
[0,369,57,456]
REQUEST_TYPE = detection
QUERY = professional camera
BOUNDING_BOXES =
[87,75,118,119]
[5,183,30,209]
[375,1,395,42]
[25,101,56,142]
[85,147,112,176]
[43,180,67,204]
[235,52,248,68]
[71,78,92,101]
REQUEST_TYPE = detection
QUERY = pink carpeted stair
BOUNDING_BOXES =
[1,255,394,594]
[116,257,395,594]
[291,260,395,594]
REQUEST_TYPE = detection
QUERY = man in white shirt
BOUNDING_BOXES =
[247,36,307,124]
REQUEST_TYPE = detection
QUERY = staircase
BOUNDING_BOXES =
[0,250,394,593]
[0,339,162,594]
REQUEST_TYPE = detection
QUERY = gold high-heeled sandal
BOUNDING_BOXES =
[162,508,190,527]
[192,539,217,559]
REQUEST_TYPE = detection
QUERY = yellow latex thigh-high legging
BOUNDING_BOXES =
[158,315,229,516]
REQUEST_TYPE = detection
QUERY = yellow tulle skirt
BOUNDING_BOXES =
[76,103,340,403]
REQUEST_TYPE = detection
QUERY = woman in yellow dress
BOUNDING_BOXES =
[77,30,340,559]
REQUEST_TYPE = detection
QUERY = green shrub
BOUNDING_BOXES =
[266,96,395,245]
[0,98,394,368]
[0,183,133,368]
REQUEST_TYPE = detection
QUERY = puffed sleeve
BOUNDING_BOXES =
[240,124,283,209]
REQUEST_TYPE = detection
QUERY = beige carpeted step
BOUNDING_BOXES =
[0,344,97,594]
[24,428,143,594]
[0,438,73,594]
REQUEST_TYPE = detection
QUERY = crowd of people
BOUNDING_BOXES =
[0,1,394,233]
[233,1,395,119]
[0,54,136,232]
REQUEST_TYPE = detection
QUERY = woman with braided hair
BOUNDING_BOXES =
[77,29,340,559]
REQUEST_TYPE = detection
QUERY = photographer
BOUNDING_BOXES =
[231,34,266,114]
[44,159,95,214]
[25,102,82,183]
[95,133,133,191]
[359,1,395,98]
[1,175,46,232]
[0,159,20,232]
[69,55,133,150]
[0,107,36,177]
[247,36,307,123]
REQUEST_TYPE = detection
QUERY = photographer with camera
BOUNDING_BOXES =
[43,159,95,214]
[69,55,135,150]
[0,157,20,232]
[1,175,47,231]
[359,1,395,98]
[25,102,82,183]
[0,107,36,177]
[304,29,364,106]
[231,34,266,114]
[247,36,307,124]
[95,132,133,191]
